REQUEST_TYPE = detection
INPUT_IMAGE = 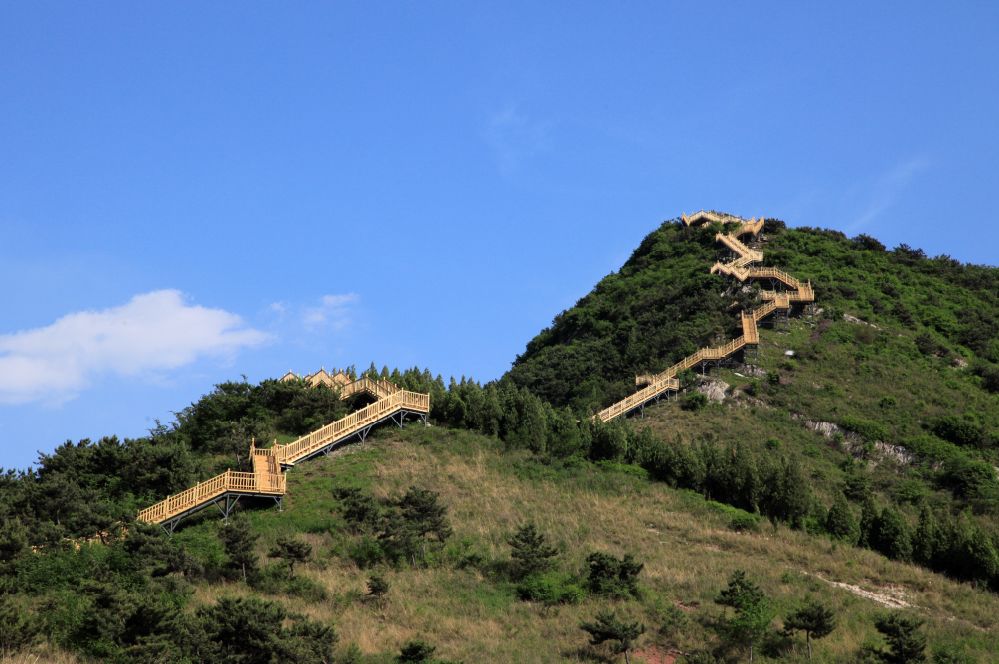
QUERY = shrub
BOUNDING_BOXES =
[729,512,761,533]
[584,552,643,598]
[347,537,385,569]
[516,571,585,606]
[681,392,708,411]
[397,640,436,663]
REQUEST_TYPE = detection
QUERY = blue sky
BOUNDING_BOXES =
[2,3,998,469]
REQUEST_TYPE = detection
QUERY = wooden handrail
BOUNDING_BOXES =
[273,390,430,466]
[137,377,430,526]
[137,470,287,524]
[716,232,763,263]
[599,211,814,422]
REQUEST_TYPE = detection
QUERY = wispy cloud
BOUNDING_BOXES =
[485,104,552,175]
[0,290,270,405]
[847,157,930,233]
[299,293,359,331]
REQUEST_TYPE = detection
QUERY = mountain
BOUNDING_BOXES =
[1,214,998,663]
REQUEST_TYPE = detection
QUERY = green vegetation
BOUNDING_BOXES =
[1,218,998,661]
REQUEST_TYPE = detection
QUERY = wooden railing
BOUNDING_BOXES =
[683,210,742,226]
[137,469,287,524]
[734,218,764,237]
[596,377,680,422]
[340,376,400,400]
[138,377,431,528]
[272,390,430,466]
[601,211,814,422]
[716,233,762,263]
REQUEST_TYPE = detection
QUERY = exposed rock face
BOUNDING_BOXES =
[739,364,768,378]
[696,378,729,403]
[805,420,844,439]
[874,441,916,466]
[843,313,879,328]
[799,418,914,466]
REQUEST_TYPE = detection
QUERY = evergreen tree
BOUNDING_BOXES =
[377,511,421,565]
[715,569,764,611]
[913,504,941,567]
[783,600,836,660]
[397,486,452,543]
[268,536,312,576]
[580,610,645,664]
[873,613,927,664]
[335,487,381,533]
[0,595,37,656]
[218,515,259,583]
[508,523,559,580]
[196,596,289,663]
[585,552,643,598]
[872,506,913,561]
[858,496,879,548]
[0,517,27,577]
[715,570,773,663]
[825,493,859,544]
[367,574,390,603]
[286,617,337,663]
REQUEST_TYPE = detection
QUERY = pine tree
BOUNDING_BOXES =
[0,595,38,655]
[268,536,312,576]
[218,515,259,583]
[585,552,643,598]
[580,610,645,664]
[872,506,913,561]
[858,496,879,548]
[784,600,836,660]
[873,612,927,663]
[715,570,773,663]
[715,569,764,611]
[397,486,452,542]
[913,504,941,567]
[508,523,559,580]
[367,574,390,603]
[825,493,859,544]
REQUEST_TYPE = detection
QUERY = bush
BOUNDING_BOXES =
[347,537,385,569]
[516,571,585,606]
[681,392,708,411]
[729,512,761,533]
[584,552,643,598]
[397,640,436,663]
[839,417,890,442]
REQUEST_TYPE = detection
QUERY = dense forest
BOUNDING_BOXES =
[1,218,998,662]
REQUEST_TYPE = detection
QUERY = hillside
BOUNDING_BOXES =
[2,214,999,663]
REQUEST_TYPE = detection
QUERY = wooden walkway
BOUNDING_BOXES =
[596,211,814,422]
[137,375,430,531]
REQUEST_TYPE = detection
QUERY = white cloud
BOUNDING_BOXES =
[847,157,930,233]
[0,290,270,405]
[301,293,359,331]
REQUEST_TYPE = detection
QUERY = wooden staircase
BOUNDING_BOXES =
[596,212,814,422]
[137,375,430,531]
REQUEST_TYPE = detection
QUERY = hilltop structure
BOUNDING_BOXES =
[595,211,814,422]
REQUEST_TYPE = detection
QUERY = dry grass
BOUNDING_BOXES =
[1,647,80,664]
[216,429,999,662]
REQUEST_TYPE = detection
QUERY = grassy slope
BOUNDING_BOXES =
[163,424,999,663]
